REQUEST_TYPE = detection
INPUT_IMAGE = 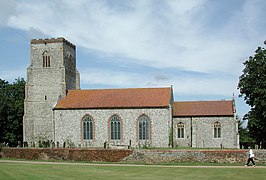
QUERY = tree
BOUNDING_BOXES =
[237,116,255,148]
[0,78,25,146]
[238,43,266,148]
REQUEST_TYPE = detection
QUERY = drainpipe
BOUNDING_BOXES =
[52,109,55,142]
[190,117,193,147]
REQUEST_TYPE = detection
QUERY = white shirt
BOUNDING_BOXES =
[249,149,254,158]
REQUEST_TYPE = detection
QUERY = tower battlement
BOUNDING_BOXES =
[31,37,75,49]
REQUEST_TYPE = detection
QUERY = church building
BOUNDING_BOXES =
[23,38,239,148]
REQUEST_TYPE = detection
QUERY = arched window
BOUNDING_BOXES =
[67,53,73,65]
[214,122,221,138]
[138,115,150,141]
[177,122,184,138]
[110,115,121,140]
[68,53,72,61]
[43,51,50,67]
[83,116,93,140]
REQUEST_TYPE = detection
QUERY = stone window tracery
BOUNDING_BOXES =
[83,116,93,140]
[138,115,150,141]
[214,122,221,138]
[177,122,184,138]
[110,115,121,140]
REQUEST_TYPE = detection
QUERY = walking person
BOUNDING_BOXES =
[245,147,255,167]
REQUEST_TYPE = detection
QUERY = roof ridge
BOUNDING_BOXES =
[68,87,171,92]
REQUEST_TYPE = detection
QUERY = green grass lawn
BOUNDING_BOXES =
[0,161,265,180]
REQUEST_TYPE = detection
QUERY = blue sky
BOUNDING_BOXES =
[1,0,266,122]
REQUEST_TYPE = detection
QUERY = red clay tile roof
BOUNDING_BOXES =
[173,100,234,117]
[54,87,172,109]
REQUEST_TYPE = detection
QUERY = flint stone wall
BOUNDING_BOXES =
[54,108,171,148]
[1,148,266,164]
[173,116,239,148]
[122,149,266,164]
[24,38,79,144]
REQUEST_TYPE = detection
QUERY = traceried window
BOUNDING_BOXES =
[177,122,184,138]
[110,115,121,140]
[138,115,150,141]
[214,122,221,138]
[43,51,50,67]
[83,116,93,140]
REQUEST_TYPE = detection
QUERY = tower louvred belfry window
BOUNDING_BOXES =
[43,51,51,67]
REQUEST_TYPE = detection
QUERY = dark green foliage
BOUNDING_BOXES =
[237,117,255,148]
[238,46,266,148]
[0,78,25,146]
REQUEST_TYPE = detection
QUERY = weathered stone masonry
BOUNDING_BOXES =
[173,116,238,148]
[54,108,171,147]
[23,37,239,149]
[2,148,266,164]
[23,38,80,143]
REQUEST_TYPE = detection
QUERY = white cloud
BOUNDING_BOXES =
[7,0,264,72]
[4,0,266,98]
[80,67,237,96]
[80,68,144,88]
[0,0,17,27]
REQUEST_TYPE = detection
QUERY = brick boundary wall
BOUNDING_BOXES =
[1,148,266,164]
[0,148,133,162]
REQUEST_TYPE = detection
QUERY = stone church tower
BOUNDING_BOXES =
[23,38,80,144]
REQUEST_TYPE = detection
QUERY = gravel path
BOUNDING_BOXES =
[1,159,265,168]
